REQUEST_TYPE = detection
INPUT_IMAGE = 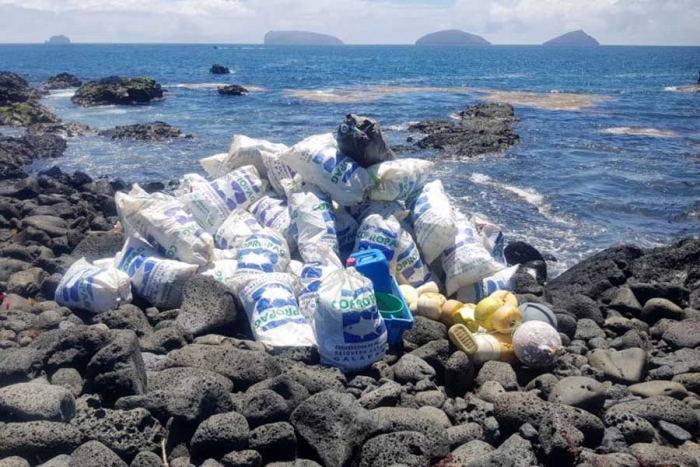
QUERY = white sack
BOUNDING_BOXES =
[442,215,506,297]
[249,193,295,250]
[115,191,214,266]
[287,184,339,260]
[368,158,434,201]
[297,244,343,319]
[116,235,198,309]
[223,135,289,179]
[406,180,457,264]
[55,258,131,313]
[279,133,370,205]
[236,233,291,275]
[214,208,265,251]
[238,272,316,347]
[395,229,434,287]
[313,268,387,372]
[182,165,267,233]
[352,213,402,264]
[200,152,229,178]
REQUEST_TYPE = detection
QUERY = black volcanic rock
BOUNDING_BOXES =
[0,134,67,179]
[0,71,60,127]
[71,77,164,107]
[408,102,518,158]
[45,73,82,90]
[98,121,190,141]
[544,30,600,46]
[416,29,490,46]
[45,35,71,45]
[264,30,344,46]
[209,64,230,74]
[218,84,249,96]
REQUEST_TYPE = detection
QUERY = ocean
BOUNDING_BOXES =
[1,44,699,274]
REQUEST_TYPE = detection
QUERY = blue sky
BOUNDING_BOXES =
[0,0,698,45]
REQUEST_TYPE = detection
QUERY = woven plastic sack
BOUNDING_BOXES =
[287,184,339,260]
[55,258,132,313]
[214,209,265,251]
[297,244,343,319]
[367,158,434,201]
[406,180,457,264]
[223,135,289,179]
[456,265,519,304]
[249,193,295,251]
[442,215,506,296]
[395,229,434,287]
[313,268,387,372]
[236,233,291,275]
[115,190,214,266]
[238,272,316,347]
[280,133,370,205]
[353,213,402,264]
[182,165,267,233]
[200,152,228,178]
[116,235,198,309]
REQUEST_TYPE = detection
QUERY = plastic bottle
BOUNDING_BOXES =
[449,324,516,366]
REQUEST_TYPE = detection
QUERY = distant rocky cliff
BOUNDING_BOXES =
[416,29,490,46]
[264,30,344,46]
[45,35,71,45]
[543,30,600,46]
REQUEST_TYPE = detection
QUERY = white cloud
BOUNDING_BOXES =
[0,0,698,45]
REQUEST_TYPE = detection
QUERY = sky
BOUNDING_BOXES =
[0,0,698,45]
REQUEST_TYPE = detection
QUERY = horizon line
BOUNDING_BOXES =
[2,41,700,47]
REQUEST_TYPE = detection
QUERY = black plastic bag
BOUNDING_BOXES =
[336,114,396,168]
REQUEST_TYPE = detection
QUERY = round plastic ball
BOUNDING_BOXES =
[512,321,561,368]
[518,303,558,328]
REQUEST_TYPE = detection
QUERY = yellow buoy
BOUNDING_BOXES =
[475,291,519,330]
[452,303,479,332]
[440,299,462,327]
[491,304,523,334]
[490,290,518,307]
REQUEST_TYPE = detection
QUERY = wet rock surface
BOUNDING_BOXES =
[98,121,191,141]
[0,71,60,127]
[44,74,82,90]
[408,103,519,158]
[71,77,164,107]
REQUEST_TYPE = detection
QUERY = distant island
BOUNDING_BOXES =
[44,35,71,45]
[543,30,599,46]
[415,29,490,46]
[264,30,344,46]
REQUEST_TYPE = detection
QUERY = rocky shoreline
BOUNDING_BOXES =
[0,72,699,467]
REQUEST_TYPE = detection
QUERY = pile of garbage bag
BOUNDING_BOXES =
[56,114,561,373]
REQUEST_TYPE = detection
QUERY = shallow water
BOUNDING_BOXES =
[1,44,699,274]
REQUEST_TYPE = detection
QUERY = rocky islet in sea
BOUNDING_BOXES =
[0,72,699,467]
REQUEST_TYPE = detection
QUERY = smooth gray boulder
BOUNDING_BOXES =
[549,376,606,412]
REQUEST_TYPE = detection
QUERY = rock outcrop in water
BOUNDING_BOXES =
[217,84,248,96]
[0,71,60,127]
[264,30,344,46]
[209,64,230,75]
[415,29,490,46]
[44,35,71,45]
[45,73,82,90]
[98,122,191,141]
[408,102,519,157]
[1,136,700,466]
[544,30,600,46]
[71,77,164,107]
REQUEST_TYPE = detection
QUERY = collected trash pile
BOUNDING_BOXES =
[55,114,561,373]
